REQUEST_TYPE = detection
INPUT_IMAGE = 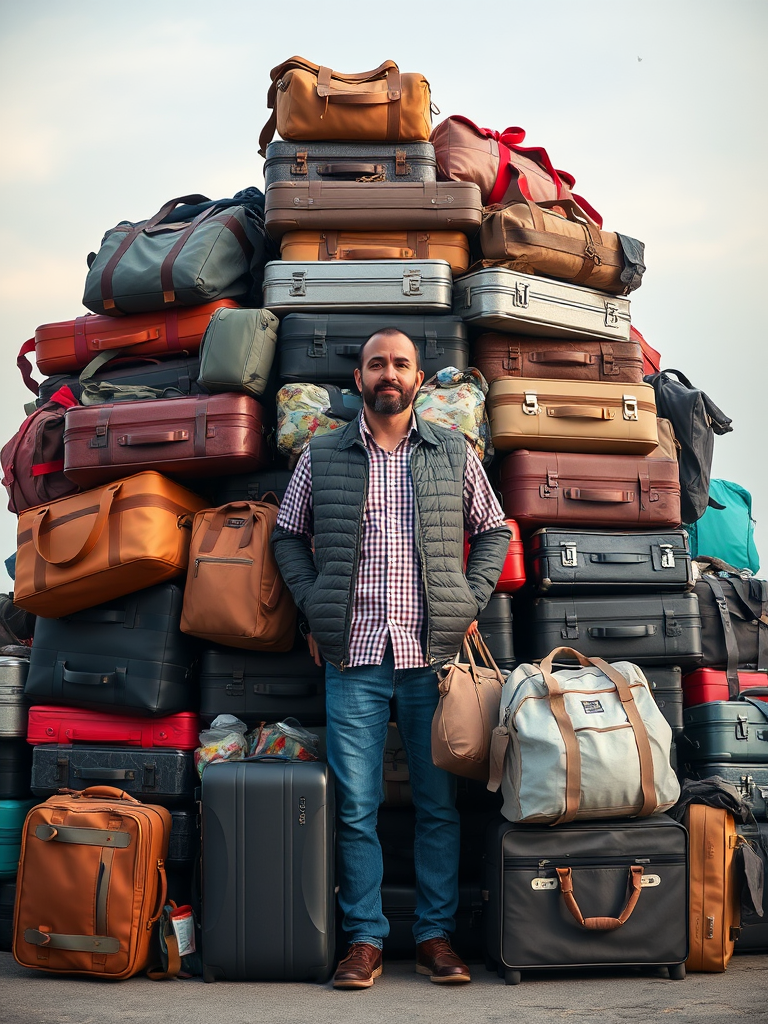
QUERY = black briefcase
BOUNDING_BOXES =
[25,583,199,716]
[0,738,32,799]
[643,664,684,735]
[478,594,515,674]
[277,313,469,384]
[484,814,688,984]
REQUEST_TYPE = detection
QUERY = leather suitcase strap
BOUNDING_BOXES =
[34,823,131,847]
[24,928,120,953]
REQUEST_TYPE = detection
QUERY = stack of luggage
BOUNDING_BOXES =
[0,52,764,986]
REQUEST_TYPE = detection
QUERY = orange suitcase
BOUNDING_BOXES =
[280,229,470,274]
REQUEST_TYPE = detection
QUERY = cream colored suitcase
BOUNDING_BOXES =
[487,377,658,455]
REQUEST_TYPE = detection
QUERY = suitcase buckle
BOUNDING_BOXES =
[402,269,422,295]
[395,149,411,176]
[604,302,620,328]
[522,392,540,416]
[89,424,109,448]
[736,714,749,741]
[622,395,639,420]
[290,150,308,175]
[659,544,676,568]
[560,542,578,567]
[289,272,306,296]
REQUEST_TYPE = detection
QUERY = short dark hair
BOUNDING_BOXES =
[356,328,421,372]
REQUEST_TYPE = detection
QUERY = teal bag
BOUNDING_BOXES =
[685,479,760,574]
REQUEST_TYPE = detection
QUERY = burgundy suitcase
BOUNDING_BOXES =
[62,392,271,486]
[472,333,644,385]
[682,669,768,708]
[27,706,201,749]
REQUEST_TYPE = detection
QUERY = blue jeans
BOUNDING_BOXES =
[325,646,460,949]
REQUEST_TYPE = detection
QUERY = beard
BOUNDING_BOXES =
[361,379,420,415]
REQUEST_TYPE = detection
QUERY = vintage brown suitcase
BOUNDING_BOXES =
[472,333,644,385]
[498,419,681,531]
[486,378,658,456]
[264,180,482,239]
[279,229,470,274]
[684,803,741,972]
[14,470,208,617]
[62,393,271,487]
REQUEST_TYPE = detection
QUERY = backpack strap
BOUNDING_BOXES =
[701,575,741,698]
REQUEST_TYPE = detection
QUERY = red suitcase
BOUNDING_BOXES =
[464,519,526,593]
[26,706,201,749]
[682,669,768,708]
[62,392,271,486]
[17,300,239,392]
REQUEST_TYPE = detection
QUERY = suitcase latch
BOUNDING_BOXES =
[395,149,411,176]
[309,327,327,358]
[522,392,540,416]
[289,272,306,296]
[89,424,109,448]
[659,544,676,568]
[561,612,579,640]
[530,878,558,890]
[513,280,530,308]
[290,150,308,175]
[640,874,661,887]
[539,471,559,498]
[736,714,749,741]
[560,542,578,567]
[706,917,715,939]
[604,302,620,327]
[402,269,423,295]
[738,774,755,795]
[622,395,639,420]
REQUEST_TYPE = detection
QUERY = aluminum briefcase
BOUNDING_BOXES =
[484,814,688,984]
[528,528,693,593]
[262,259,453,316]
[453,267,632,341]
[263,141,438,186]
[0,659,30,738]
[516,592,703,666]
[472,333,644,385]
[277,312,468,384]
[264,180,482,239]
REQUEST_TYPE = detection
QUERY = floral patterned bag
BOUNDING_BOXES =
[414,366,492,462]
[275,383,362,457]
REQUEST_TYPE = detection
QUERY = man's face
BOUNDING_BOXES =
[354,333,425,416]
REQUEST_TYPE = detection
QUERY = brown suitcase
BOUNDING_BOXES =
[180,500,296,651]
[279,229,470,274]
[472,333,644,385]
[14,470,208,617]
[13,786,170,978]
[264,180,482,239]
[684,804,741,972]
[17,300,240,390]
[62,393,271,487]
[498,419,681,531]
[486,378,658,456]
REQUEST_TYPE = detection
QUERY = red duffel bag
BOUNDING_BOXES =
[464,518,526,593]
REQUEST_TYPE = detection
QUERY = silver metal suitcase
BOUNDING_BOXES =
[453,267,632,341]
[0,658,30,739]
[262,259,454,316]
[263,141,437,187]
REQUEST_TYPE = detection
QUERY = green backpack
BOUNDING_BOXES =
[685,479,760,574]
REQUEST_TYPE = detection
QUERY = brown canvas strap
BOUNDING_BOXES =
[538,647,589,824]
[30,481,122,567]
[197,502,258,554]
[556,864,643,930]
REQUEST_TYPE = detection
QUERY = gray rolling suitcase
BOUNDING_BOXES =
[678,697,768,765]
[263,259,453,316]
[263,141,437,187]
[0,657,30,738]
[528,528,693,593]
[201,759,335,982]
[453,267,632,341]
[277,313,469,384]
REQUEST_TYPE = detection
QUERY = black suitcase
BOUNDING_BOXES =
[695,572,768,674]
[0,881,15,951]
[734,820,768,952]
[264,141,438,187]
[516,592,702,667]
[528,529,693,594]
[277,313,469,384]
[381,883,485,960]
[203,468,295,506]
[35,355,206,407]
[484,814,689,984]
[168,807,201,863]
[201,759,334,982]
[25,583,199,716]
[199,643,326,726]
[683,762,768,820]
[477,594,515,675]
[0,739,33,799]
[642,664,684,736]
[30,744,196,806]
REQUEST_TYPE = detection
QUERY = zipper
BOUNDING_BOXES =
[194,555,253,577]
[339,444,368,671]
[503,855,685,870]
[411,441,435,665]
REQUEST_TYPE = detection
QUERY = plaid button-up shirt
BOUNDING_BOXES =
[276,412,507,668]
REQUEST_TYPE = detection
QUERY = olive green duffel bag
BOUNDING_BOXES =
[197,307,279,398]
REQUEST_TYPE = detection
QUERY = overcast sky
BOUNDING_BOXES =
[0,0,766,593]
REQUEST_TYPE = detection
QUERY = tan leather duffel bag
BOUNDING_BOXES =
[14,471,208,616]
[479,198,645,295]
[259,57,433,155]
[180,499,296,651]
[280,229,470,274]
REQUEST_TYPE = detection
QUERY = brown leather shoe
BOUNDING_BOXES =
[416,937,471,984]
[333,943,383,989]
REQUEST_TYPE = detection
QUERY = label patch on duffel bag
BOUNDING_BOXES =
[581,700,605,714]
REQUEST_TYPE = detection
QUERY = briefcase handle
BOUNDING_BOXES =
[556,865,643,931]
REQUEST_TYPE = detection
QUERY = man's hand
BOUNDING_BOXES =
[305,632,323,668]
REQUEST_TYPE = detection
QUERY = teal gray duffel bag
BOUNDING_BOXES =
[197,307,279,398]
[83,189,271,316]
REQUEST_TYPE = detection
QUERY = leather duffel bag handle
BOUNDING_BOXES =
[31,481,122,568]
[556,864,644,931]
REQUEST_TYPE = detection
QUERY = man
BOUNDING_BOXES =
[272,328,510,989]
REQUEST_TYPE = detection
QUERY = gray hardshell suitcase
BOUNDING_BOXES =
[263,141,437,187]
[453,267,632,341]
[263,259,453,316]
[528,528,693,594]
[0,658,30,738]
[201,759,335,982]
[517,592,703,667]
[678,697,768,765]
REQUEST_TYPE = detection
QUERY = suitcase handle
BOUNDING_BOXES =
[546,405,614,420]
[31,481,122,567]
[88,328,162,352]
[336,246,415,260]
[61,665,117,686]
[556,865,643,931]
[529,350,595,365]
[78,786,141,802]
[563,487,634,503]
[117,430,190,446]
[589,553,649,564]
[316,163,385,177]
[588,625,657,638]
[66,727,142,744]
[76,768,135,780]
[335,345,362,358]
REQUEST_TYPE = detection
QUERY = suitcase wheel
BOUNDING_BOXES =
[202,966,216,984]
[668,963,686,981]
[504,969,522,986]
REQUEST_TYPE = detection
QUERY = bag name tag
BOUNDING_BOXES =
[225,518,247,528]
[581,700,605,714]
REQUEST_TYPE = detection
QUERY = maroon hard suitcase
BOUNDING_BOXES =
[499,448,681,531]
[472,333,644,385]
[62,393,271,486]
